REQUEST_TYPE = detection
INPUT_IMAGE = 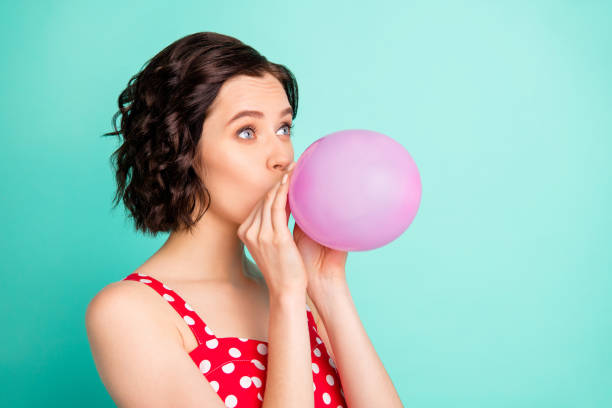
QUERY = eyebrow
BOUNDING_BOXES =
[226,106,294,126]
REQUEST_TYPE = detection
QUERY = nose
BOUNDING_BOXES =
[275,160,294,173]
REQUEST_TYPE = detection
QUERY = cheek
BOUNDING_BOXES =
[198,143,268,219]
[204,166,263,222]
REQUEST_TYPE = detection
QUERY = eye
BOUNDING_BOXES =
[279,122,294,136]
[237,122,294,140]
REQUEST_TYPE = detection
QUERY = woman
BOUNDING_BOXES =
[85,32,403,408]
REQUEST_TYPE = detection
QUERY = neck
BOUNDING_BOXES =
[146,209,259,288]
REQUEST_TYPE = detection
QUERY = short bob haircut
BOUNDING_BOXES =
[103,32,299,237]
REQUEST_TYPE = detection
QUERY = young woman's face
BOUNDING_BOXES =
[197,72,295,224]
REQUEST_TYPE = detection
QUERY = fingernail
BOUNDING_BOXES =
[281,173,288,184]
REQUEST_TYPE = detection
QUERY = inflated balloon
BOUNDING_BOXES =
[287,129,422,251]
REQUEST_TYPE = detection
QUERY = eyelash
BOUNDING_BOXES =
[236,122,294,140]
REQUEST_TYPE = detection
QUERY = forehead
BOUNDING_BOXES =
[209,72,288,117]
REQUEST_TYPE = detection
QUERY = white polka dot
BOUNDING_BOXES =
[225,394,237,407]
[326,374,335,385]
[257,343,268,355]
[162,293,174,302]
[139,278,152,283]
[306,304,311,311]
[322,392,331,404]
[184,302,194,311]
[257,392,263,401]
[162,283,172,290]
[337,405,343,408]
[313,382,316,391]
[204,325,214,335]
[313,347,321,357]
[199,359,211,373]
[239,376,252,388]
[229,347,241,358]
[238,337,248,342]
[210,380,219,392]
[340,388,344,397]
[251,376,262,388]
[329,357,336,369]
[206,338,219,349]
[137,273,147,277]
[222,362,235,373]
[316,337,323,344]
[312,325,318,332]
[183,315,195,325]
[251,359,266,370]
[312,362,319,373]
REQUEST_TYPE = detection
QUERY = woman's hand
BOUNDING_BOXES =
[237,163,307,298]
[292,219,349,296]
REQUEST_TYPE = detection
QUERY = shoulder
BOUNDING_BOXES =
[84,279,221,407]
[85,279,181,346]
[86,280,128,324]
[86,278,156,319]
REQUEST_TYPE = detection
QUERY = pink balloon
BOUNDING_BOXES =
[288,129,422,251]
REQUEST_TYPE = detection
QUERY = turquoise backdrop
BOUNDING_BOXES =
[1,0,610,406]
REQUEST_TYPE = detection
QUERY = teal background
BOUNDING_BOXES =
[1,0,610,406]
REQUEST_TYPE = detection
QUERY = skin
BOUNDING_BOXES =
[147,71,295,288]
[134,72,308,348]
[86,71,403,407]
[92,71,335,357]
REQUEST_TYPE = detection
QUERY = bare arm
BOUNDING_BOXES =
[262,289,314,408]
[311,280,404,408]
[85,282,226,408]
[85,282,315,408]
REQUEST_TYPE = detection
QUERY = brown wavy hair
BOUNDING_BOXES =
[102,32,299,237]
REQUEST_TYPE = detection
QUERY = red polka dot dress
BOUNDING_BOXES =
[124,272,347,407]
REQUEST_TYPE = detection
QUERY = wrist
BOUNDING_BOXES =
[308,275,348,302]
[308,278,350,322]
[270,284,307,305]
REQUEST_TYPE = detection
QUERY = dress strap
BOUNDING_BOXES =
[123,272,215,346]
[124,271,315,344]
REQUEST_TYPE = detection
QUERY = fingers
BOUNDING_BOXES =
[238,198,262,241]
[272,164,295,235]
[259,179,282,240]
[238,162,296,242]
